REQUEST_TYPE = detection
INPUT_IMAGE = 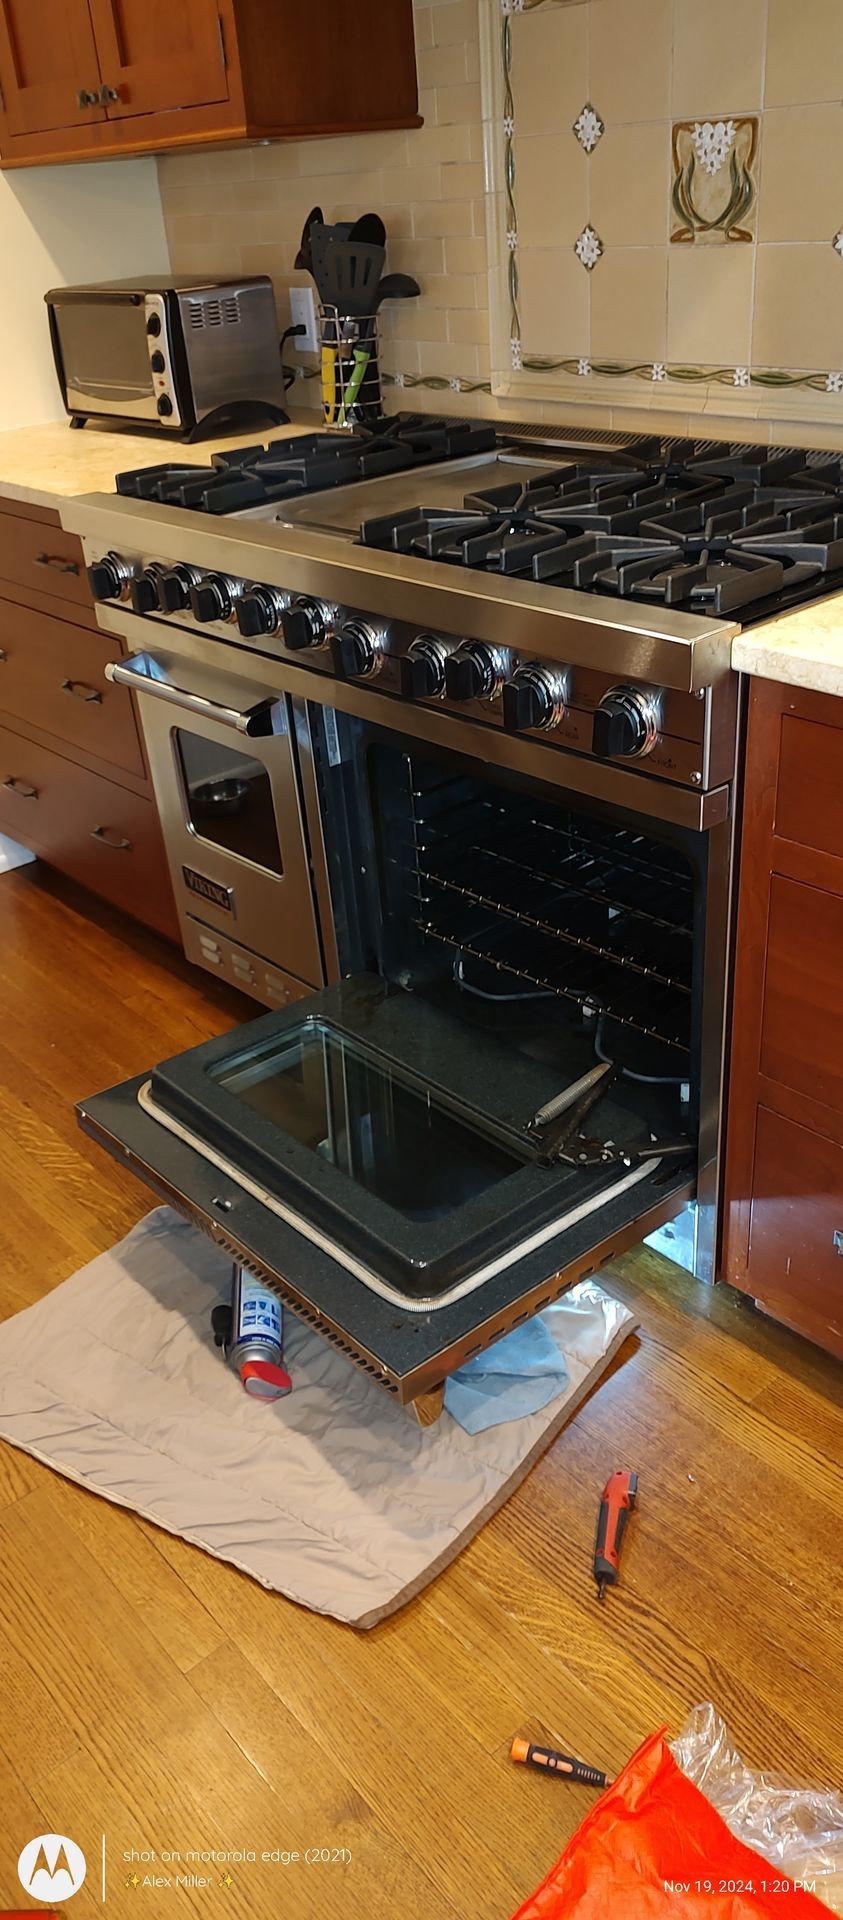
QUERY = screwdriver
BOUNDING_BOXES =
[593,1468,638,1601]
[510,1737,608,1789]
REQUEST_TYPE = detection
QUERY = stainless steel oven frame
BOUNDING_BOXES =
[97,600,735,1293]
[106,629,330,1004]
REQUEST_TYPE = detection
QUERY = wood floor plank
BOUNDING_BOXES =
[45,1474,228,1674]
[0,864,842,1920]
[187,1641,461,1920]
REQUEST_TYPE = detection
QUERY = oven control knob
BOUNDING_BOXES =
[189,573,240,624]
[400,634,448,700]
[236,585,284,638]
[593,685,660,759]
[331,620,384,679]
[282,596,327,652]
[444,642,507,704]
[130,565,164,615]
[86,551,133,602]
[157,564,201,613]
[503,664,568,733]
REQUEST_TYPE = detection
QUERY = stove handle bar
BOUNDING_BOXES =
[105,653,277,738]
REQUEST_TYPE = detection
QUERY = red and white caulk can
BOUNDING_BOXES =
[227,1264,292,1400]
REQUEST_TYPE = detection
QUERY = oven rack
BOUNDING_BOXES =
[421,837,694,947]
[416,864,691,995]
[416,916,691,1053]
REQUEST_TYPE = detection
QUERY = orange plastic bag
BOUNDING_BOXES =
[513,1730,830,1919]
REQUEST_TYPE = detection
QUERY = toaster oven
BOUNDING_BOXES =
[45,276,289,442]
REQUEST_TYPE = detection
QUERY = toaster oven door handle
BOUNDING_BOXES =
[105,654,277,738]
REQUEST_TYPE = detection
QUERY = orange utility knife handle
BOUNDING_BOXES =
[594,1468,638,1598]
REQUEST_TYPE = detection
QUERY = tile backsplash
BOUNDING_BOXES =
[158,0,843,444]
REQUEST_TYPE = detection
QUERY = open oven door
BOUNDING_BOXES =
[78,974,695,1407]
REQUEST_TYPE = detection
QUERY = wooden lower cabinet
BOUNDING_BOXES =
[722,677,843,1360]
[0,719,175,938]
[0,495,178,941]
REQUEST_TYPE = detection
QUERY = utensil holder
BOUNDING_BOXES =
[318,305,384,429]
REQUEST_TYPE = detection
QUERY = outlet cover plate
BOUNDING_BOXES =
[289,286,319,354]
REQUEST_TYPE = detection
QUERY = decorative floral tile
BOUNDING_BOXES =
[574,225,603,271]
[572,103,604,154]
[671,116,759,244]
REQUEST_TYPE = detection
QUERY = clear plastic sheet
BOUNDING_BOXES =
[671,1703,843,1914]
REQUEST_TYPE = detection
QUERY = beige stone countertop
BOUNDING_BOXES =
[732,591,843,699]
[0,417,315,512]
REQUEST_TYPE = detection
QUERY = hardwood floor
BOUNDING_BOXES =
[0,864,841,1920]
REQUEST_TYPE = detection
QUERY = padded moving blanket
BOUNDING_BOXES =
[0,1207,636,1626]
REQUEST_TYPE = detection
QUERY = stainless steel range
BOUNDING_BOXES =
[61,416,834,1414]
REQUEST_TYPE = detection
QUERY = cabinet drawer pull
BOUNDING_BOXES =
[834,1230,843,1257]
[2,776,38,799]
[35,552,80,576]
[98,83,121,104]
[76,87,100,108]
[61,678,102,704]
[0,648,6,662]
[91,826,132,851]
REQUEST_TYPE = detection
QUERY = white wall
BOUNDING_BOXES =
[0,159,169,430]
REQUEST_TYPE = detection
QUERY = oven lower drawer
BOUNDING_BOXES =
[78,1073,694,1406]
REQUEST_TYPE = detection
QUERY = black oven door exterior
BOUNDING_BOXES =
[78,1058,694,1406]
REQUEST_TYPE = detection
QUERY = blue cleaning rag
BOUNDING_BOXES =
[444,1316,568,1434]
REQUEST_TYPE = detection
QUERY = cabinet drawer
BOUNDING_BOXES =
[761,874,843,1115]
[0,512,88,610]
[0,599,144,777]
[0,722,177,939]
[748,1106,843,1359]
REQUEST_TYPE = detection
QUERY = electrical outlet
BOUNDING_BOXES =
[289,286,319,354]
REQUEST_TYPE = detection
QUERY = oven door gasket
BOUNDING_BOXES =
[136,1076,659,1313]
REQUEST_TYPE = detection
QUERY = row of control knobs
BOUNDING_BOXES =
[87,553,659,757]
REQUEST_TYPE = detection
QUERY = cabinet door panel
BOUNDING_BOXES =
[0,0,103,134]
[88,0,228,118]
[761,874,843,1115]
[748,1106,843,1358]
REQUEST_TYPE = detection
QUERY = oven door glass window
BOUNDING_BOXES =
[144,976,678,1304]
[210,1019,525,1223]
[176,729,283,875]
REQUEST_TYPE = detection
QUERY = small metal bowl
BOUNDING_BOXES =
[191,777,249,817]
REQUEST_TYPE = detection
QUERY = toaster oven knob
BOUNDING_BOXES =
[282,596,327,651]
[236,585,284,638]
[157,564,201,613]
[400,634,448,699]
[331,620,384,679]
[502,664,568,733]
[86,551,133,602]
[444,642,503,703]
[189,573,240,624]
[149,350,166,374]
[157,395,174,418]
[130,564,164,615]
[593,685,660,759]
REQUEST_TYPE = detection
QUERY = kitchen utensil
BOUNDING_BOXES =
[309,225,386,316]
[338,273,421,425]
[294,205,324,273]
[348,211,386,249]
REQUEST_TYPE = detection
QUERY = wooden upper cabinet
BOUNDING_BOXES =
[0,0,421,166]
[0,0,103,136]
[87,0,229,120]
